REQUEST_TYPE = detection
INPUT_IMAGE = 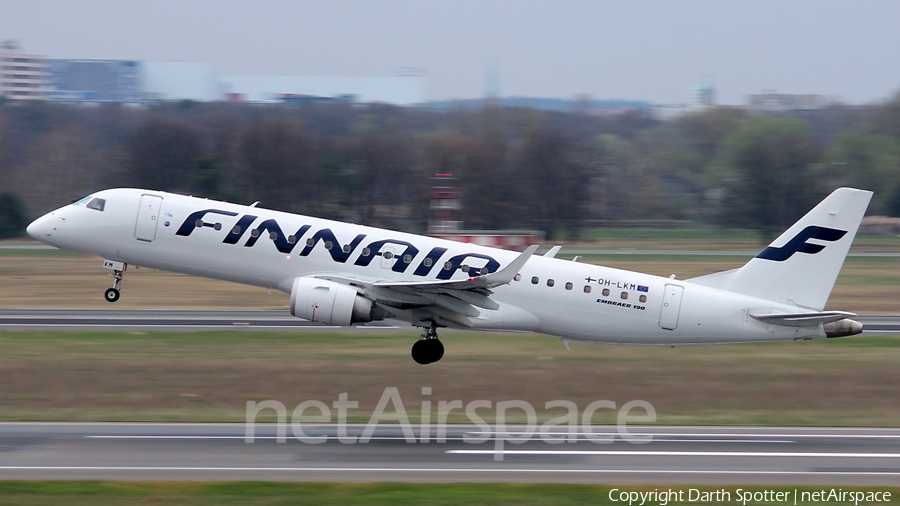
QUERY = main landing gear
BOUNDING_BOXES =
[411,323,444,365]
[103,260,127,303]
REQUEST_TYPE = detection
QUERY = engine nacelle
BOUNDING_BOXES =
[823,318,863,338]
[290,277,385,326]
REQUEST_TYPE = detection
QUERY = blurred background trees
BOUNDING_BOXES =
[712,116,822,239]
[1,93,900,239]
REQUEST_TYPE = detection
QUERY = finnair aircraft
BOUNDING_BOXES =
[27,187,871,364]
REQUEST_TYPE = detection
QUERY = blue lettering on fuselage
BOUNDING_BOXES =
[176,209,239,236]
[413,247,448,276]
[243,219,311,254]
[223,215,258,244]
[299,228,366,263]
[354,239,419,273]
[437,253,501,280]
[175,210,501,278]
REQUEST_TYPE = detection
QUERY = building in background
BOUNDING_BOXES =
[427,173,544,250]
[748,92,827,113]
[48,59,141,102]
[216,75,424,104]
[0,40,48,101]
[428,173,462,234]
[689,84,715,109]
[142,61,216,102]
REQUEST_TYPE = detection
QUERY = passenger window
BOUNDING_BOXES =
[250,229,260,238]
[343,244,352,253]
[639,294,647,303]
[443,261,453,270]
[514,273,521,281]
[547,279,555,287]
[424,258,433,267]
[480,267,488,275]
[403,254,413,263]
[621,292,628,300]
[86,198,106,211]
[324,241,333,250]
[602,288,610,297]
[583,285,592,293]
[565,282,573,290]
[269,231,279,240]
[531,276,539,285]
[383,251,394,260]
[460,264,469,273]
[287,235,296,244]
[233,226,242,235]
[214,223,222,231]
[363,248,372,257]
[306,238,315,247]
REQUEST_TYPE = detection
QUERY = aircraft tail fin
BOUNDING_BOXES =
[688,188,872,310]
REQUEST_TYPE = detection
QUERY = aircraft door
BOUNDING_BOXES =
[658,284,684,330]
[380,246,396,269]
[134,195,163,242]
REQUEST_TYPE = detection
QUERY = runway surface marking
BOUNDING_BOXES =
[448,450,900,458]
[473,431,900,439]
[84,435,793,443]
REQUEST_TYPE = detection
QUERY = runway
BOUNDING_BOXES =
[0,309,898,333]
[0,309,402,331]
[0,423,899,484]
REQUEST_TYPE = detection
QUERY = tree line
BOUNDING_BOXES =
[1,92,899,240]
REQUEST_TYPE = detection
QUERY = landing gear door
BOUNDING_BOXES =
[658,284,684,331]
[134,195,163,242]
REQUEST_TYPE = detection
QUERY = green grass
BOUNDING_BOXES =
[0,483,896,505]
[580,227,761,240]
[1,330,898,425]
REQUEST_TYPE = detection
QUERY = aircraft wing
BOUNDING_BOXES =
[313,245,539,327]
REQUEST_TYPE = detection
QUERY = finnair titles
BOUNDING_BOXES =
[27,188,871,364]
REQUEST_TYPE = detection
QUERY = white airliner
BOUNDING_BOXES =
[27,187,871,364]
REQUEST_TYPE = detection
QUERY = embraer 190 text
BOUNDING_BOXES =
[27,187,871,364]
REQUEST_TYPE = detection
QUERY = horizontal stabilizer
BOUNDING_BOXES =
[749,310,857,327]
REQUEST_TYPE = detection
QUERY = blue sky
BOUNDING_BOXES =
[2,0,899,105]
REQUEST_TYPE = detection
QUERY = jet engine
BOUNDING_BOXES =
[823,318,863,338]
[289,277,390,326]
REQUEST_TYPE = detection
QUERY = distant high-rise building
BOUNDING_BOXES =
[0,41,49,101]
[689,84,715,109]
[48,59,141,102]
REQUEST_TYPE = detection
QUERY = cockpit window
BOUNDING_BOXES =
[86,198,106,211]
[72,196,92,206]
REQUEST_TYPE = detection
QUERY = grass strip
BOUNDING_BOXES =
[0,482,898,505]
[0,330,898,425]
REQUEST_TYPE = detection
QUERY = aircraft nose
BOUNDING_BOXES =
[26,214,54,240]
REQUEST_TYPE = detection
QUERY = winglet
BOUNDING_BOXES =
[481,244,539,287]
[543,245,562,258]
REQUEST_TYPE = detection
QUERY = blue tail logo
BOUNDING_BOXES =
[756,226,847,262]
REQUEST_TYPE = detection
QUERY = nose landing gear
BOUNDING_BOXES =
[411,323,444,365]
[102,260,127,303]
